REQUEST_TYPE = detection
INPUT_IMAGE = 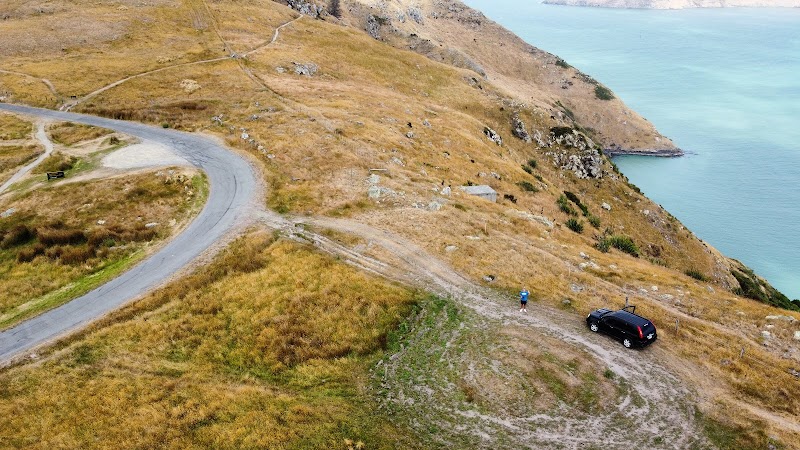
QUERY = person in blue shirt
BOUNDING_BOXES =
[519,288,529,312]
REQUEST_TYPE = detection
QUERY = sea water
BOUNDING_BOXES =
[464,0,800,299]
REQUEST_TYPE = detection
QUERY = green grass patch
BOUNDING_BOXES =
[594,85,614,101]
[0,249,145,330]
[597,235,639,257]
[565,218,583,234]
[517,180,539,193]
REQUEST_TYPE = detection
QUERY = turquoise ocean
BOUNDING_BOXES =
[464,0,800,299]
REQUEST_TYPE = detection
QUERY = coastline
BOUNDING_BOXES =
[605,147,684,157]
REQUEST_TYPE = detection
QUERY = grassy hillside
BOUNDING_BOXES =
[0,233,421,449]
[1,0,798,448]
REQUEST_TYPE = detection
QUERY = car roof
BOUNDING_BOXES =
[609,310,651,327]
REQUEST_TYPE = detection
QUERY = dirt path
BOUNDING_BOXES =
[253,211,710,448]
[0,120,54,195]
[0,69,59,100]
[61,13,302,111]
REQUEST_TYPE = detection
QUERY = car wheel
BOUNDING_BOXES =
[589,322,599,332]
[622,338,632,348]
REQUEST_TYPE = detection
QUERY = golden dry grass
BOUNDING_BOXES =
[47,122,113,146]
[0,233,419,449]
[0,0,797,445]
[0,112,32,140]
[0,144,42,185]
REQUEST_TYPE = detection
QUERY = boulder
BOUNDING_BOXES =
[483,127,502,146]
[366,14,384,39]
[601,202,612,211]
[293,62,318,76]
[511,114,532,143]
[765,315,796,323]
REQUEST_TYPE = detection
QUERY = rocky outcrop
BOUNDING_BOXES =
[542,0,800,8]
[286,0,325,17]
[511,114,531,143]
[366,14,387,39]
[293,62,318,76]
[550,148,604,179]
[483,126,502,146]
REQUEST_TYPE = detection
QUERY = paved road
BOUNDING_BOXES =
[0,103,257,365]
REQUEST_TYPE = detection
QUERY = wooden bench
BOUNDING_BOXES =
[46,171,65,180]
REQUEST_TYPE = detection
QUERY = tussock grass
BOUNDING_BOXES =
[47,122,112,146]
[0,169,207,328]
[31,151,77,174]
[0,113,32,140]
[0,234,420,448]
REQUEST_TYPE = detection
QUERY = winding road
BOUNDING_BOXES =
[0,103,257,365]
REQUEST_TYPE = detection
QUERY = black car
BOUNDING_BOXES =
[586,305,657,349]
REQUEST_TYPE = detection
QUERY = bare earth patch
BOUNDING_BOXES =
[102,141,189,169]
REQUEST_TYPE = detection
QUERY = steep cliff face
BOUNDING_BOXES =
[345,0,682,156]
[543,0,800,8]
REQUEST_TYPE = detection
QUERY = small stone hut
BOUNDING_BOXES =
[460,185,497,202]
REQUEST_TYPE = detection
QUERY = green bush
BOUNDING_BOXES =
[527,159,538,169]
[517,181,538,193]
[557,195,576,216]
[35,153,78,174]
[534,174,544,182]
[565,218,583,234]
[588,215,601,228]
[731,268,797,311]
[594,85,615,101]
[564,191,589,216]
[597,235,639,257]
[685,270,708,282]
[555,58,570,69]
[521,164,533,175]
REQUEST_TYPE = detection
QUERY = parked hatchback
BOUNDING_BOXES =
[586,305,657,349]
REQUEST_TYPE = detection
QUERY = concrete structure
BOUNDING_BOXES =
[460,185,497,202]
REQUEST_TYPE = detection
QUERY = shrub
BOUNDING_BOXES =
[503,193,517,204]
[36,152,78,173]
[685,270,708,282]
[550,126,574,138]
[555,58,570,69]
[565,218,583,234]
[1,225,34,249]
[597,235,639,257]
[594,85,614,100]
[557,195,576,216]
[517,181,538,193]
[16,244,45,263]
[527,159,538,169]
[521,164,533,175]
[59,245,97,265]
[564,191,589,216]
[588,215,601,228]
[534,174,544,182]
[37,227,86,246]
